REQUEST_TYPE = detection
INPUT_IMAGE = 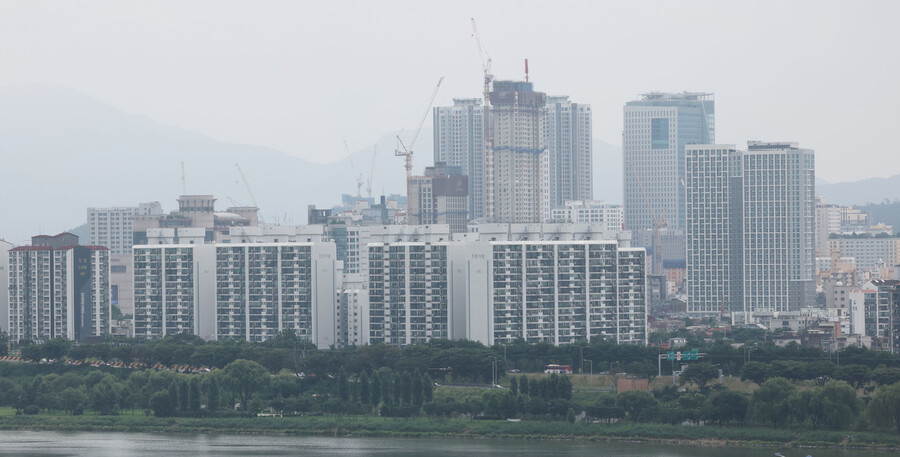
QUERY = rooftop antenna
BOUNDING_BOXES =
[180,161,187,195]
[525,58,529,82]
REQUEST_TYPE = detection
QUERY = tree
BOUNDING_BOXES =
[189,377,202,414]
[412,371,424,407]
[704,390,748,426]
[61,387,86,416]
[751,377,795,428]
[338,370,349,402]
[423,374,433,403]
[519,375,529,396]
[868,382,900,433]
[150,391,176,417]
[222,359,270,411]
[681,362,719,391]
[741,361,771,385]
[616,390,659,423]
[510,376,518,396]
[359,371,370,405]
[204,374,220,413]
[835,364,871,389]
[370,373,382,406]
[41,337,71,360]
[816,380,861,430]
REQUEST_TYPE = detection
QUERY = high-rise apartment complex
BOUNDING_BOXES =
[544,96,592,208]
[485,81,549,223]
[434,89,591,223]
[407,162,469,233]
[433,99,485,220]
[623,92,715,233]
[87,202,163,255]
[452,230,646,345]
[132,237,338,348]
[0,239,13,334]
[7,233,110,343]
[686,142,815,316]
[367,242,450,346]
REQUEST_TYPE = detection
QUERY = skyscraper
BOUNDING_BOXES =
[407,162,469,233]
[433,99,484,220]
[485,80,549,223]
[544,96,592,208]
[623,92,715,233]
[685,145,742,315]
[686,142,816,316]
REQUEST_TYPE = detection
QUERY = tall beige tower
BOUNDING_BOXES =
[485,81,549,223]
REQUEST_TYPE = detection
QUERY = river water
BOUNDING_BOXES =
[0,431,892,457]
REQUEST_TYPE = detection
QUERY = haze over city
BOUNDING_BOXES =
[4,2,900,453]
[2,0,898,182]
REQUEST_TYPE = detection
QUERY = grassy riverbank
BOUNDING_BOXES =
[1,410,898,451]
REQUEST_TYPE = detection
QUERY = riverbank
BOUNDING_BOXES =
[1,414,898,451]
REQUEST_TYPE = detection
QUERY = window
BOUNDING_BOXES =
[651,118,669,149]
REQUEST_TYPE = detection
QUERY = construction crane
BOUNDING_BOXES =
[395,76,444,181]
[471,18,493,219]
[345,140,365,198]
[180,161,187,195]
[235,163,265,224]
[628,164,667,276]
[226,196,242,208]
[367,145,377,199]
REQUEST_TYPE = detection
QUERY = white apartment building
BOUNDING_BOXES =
[336,275,368,347]
[550,200,622,231]
[364,225,646,347]
[0,239,11,334]
[367,242,450,346]
[452,234,646,346]
[87,202,163,255]
[132,238,338,348]
[544,96,592,209]
[433,98,485,221]
[686,142,816,316]
[827,237,900,271]
[8,233,110,343]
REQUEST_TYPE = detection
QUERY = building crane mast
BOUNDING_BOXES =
[345,140,365,198]
[180,161,187,195]
[395,76,444,184]
[235,163,265,224]
[471,18,493,220]
[367,146,377,199]
[628,164,666,276]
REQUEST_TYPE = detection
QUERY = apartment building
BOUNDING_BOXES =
[7,233,109,343]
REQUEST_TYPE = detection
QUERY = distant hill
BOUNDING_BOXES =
[817,175,900,206]
[3,83,893,244]
[855,201,900,233]
[0,83,407,243]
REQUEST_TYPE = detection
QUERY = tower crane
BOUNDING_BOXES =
[471,18,494,219]
[367,145,377,199]
[395,76,444,181]
[628,164,667,276]
[235,163,265,224]
[345,140,365,198]
[180,161,187,195]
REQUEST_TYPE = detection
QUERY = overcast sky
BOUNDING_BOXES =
[2,0,898,182]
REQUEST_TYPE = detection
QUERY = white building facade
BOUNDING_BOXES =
[132,239,338,348]
[8,234,110,343]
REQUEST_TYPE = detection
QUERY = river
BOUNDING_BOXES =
[0,431,894,457]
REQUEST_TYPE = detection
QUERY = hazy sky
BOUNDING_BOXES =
[2,0,899,182]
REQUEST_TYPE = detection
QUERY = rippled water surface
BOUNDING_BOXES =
[0,430,892,457]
